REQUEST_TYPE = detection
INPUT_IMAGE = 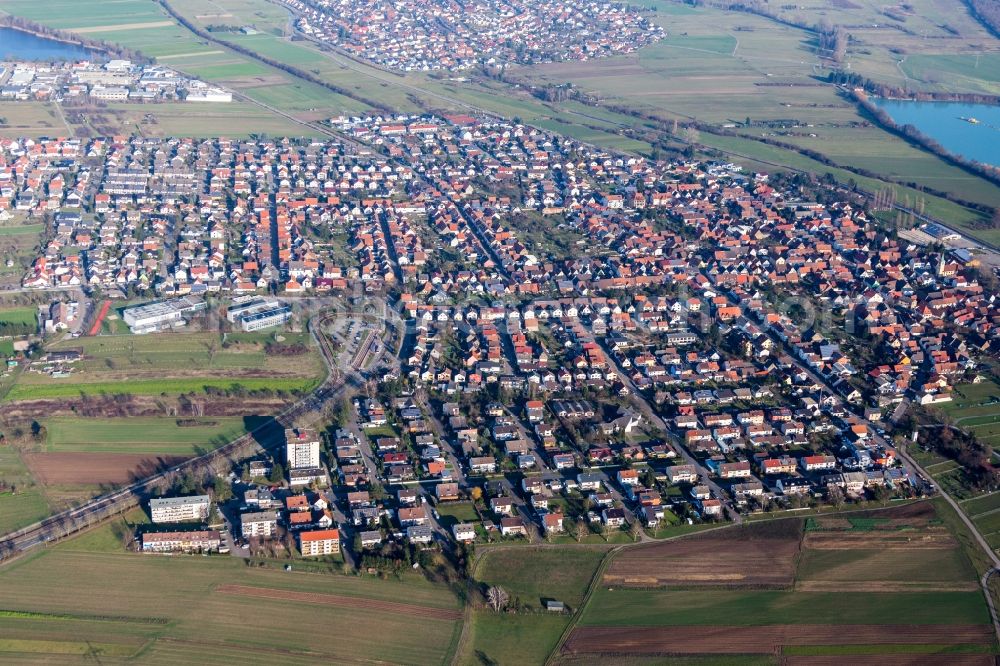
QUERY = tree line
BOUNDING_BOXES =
[964,0,1000,39]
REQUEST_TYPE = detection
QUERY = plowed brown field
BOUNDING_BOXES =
[22,452,185,485]
[563,624,994,655]
[603,522,802,587]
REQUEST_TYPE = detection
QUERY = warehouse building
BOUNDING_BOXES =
[122,296,206,334]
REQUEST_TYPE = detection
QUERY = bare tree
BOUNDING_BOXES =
[574,520,588,543]
[629,520,643,542]
[486,585,509,613]
[827,485,846,511]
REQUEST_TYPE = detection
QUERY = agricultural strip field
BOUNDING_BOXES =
[939,379,1000,434]
[515,0,1000,242]
[459,546,609,665]
[565,502,996,660]
[0,545,462,665]
[604,520,800,588]
[22,451,186,487]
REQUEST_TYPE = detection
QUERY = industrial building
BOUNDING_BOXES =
[226,298,292,332]
[122,296,206,334]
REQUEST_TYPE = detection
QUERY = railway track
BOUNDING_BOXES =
[0,310,349,562]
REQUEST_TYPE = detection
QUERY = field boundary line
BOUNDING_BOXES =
[542,522,737,666]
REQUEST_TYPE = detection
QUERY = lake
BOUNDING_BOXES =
[874,98,1000,168]
[0,26,97,61]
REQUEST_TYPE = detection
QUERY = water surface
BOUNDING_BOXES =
[0,27,97,61]
[874,98,1000,167]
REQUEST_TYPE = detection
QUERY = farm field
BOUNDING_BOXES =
[0,102,72,136]
[939,378,1000,439]
[0,447,48,535]
[0,546,463,664]
[4,331,324,401]
[604,521,800,588]
[476,546,610,611]
[564,502,996,660]
[514,0,1000,241]
[458,546,609,665]
[42,416,248,455]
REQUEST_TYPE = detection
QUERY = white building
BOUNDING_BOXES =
[286,428,321,470]
[240,304,292,331]
[149,495,210,523]
[241,510,277,538]
[122,296,205,334]
[299,529,340,557]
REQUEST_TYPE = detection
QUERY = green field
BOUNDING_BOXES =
[436,502,479,525]
[0,224,43,237]
[0,447,49,535]
[0,547,462,664]
[457,546,610,664]
[578,588,988,627]
[939,378,1000,443]
[6,376,318,401]
[475,546,609,611]
[43,417,249,455]
[3,331,325,401]
[795,547,978,586]
[462,613,571,666]
[0,307,37,326]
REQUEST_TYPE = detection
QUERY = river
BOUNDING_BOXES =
[874,98,1000,168]
[0,26,97,61]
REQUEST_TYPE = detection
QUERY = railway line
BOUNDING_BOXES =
[0,308,359,562]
